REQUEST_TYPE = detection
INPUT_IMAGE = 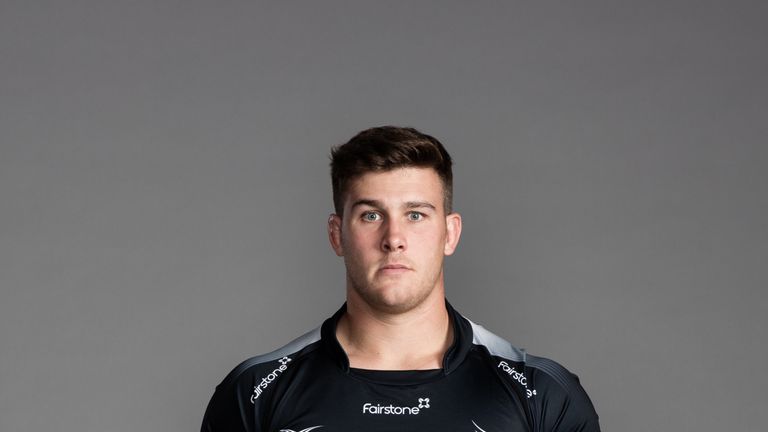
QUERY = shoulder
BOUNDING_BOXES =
[218,326,322,389]
[201,327,323,432]
[466,318,601,432]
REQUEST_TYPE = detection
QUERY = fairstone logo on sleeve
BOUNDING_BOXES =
[497,361,537,398]
[362,398,430,415]
[250,357,292,403]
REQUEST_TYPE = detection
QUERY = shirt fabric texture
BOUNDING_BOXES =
[201,302,600,432]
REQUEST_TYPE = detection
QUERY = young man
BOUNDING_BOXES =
[201,126,600,432]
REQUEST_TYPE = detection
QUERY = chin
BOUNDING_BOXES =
[355,284,432,315]
[373,298,419,314]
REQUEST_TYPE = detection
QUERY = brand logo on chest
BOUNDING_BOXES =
[361,397,431,415]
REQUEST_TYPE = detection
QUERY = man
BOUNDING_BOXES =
[201,126,600,431]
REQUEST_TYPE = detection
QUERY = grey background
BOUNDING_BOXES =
[1,1,766,431]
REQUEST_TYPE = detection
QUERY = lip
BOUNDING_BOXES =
[378,263,411,274]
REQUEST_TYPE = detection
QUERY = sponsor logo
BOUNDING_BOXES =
[471,420,487,432]
[497,361,537,398]
[250,356,292,403]
[279,427,322,432]
[362,398,431,415]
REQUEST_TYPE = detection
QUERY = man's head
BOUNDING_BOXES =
[328,126,461,314]
[330,126,453,216]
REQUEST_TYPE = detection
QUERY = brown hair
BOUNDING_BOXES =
[330,126,453,215]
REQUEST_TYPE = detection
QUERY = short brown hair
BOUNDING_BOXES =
[330,126,453,215]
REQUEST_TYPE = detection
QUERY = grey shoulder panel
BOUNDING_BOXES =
[468,318,527,362]
[468,319,583,393]
[221,326,322,387]
[524,353,581,394]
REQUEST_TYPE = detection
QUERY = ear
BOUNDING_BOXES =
[328,214,344,256]
[444,212,462,256]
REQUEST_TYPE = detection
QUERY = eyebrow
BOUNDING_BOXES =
[404,201,437,210]
[350,199,436,211]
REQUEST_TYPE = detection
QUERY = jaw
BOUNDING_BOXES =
[345,269,446,316]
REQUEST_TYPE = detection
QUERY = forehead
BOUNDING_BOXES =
[344,168,444,205]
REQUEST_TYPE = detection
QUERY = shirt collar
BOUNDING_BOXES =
[320,299,472,375]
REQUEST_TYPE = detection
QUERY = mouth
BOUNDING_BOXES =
[378,263,411,274]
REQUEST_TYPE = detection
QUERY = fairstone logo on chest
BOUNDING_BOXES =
[362,398,430,415]
[250,357,292,403]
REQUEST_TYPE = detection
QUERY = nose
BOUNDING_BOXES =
[381,219,407,252]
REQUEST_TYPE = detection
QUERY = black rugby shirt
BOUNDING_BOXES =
[201,302,600,432]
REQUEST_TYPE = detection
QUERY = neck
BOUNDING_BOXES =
[336,290,453,371]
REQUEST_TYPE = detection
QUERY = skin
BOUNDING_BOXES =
[328,167,462,369]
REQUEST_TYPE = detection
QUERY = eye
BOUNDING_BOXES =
[362,211,381,222]
[407,212,424,221]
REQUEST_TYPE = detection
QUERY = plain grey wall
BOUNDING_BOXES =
[1,1,766,431]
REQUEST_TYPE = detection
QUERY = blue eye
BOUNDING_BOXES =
[408,212,423,221]
[362,212,381,222]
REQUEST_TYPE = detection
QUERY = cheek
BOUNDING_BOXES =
[343,227,378,251]
[413,230,447,254]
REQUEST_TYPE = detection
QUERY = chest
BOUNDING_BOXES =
[262,364,530,432]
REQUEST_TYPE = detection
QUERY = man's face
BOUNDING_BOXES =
[328,167,462,314]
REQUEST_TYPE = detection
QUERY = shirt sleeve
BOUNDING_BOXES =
[525,355,601,432]
[201,363,264,432]
[201,379,252,432]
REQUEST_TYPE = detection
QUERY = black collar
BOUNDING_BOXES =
[320,300,473,375]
